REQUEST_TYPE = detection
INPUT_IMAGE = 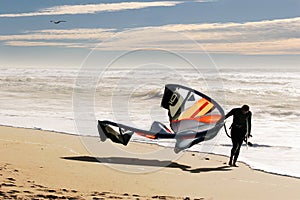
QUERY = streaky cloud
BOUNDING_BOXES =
[4,40,81,48]
[0,1,183,18]
[1,17,299,55]
[0,28,116,41]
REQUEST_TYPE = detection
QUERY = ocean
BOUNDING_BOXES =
[0,66,299,177]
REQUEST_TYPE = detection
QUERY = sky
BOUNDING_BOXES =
[0,0,299,69]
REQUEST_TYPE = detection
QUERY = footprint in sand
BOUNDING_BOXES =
[1,183,16,187]
[6,177,16,182]
[61,188,69,192]
[47,189,57,193]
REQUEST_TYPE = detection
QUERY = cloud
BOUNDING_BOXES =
[0,1,183,17]
[4,40,82,48]
[1,17,299,55]
[161,17,300,40]
[155,17,300,54]
[0,28,116,41]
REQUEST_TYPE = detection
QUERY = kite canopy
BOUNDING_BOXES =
[98,84,225,153]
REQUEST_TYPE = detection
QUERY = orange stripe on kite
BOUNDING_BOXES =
[198,115,222,123]
[144,134,156,139]
[171,114,222,124]
[136,132,156,139]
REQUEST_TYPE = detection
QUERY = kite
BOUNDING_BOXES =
[97,84,225,153]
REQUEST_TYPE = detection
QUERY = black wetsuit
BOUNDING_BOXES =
[225,108,252,165]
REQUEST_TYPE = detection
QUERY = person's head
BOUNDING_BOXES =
[241,105,250,114]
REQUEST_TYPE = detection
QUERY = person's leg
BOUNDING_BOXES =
[229,128,239,166]
[232,140,243,166]
[232,132,246,166]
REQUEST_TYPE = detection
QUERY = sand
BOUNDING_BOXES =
[1,125,300,200]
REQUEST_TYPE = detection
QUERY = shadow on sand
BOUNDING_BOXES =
[61,156,231,173]
[221,143,272,148]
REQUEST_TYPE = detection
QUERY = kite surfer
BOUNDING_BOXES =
[225,105,252,167]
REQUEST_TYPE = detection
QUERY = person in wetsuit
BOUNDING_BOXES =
[225,105,252,167]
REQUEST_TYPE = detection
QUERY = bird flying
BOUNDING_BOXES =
[50,20,66,24]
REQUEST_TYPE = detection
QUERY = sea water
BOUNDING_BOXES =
[0,67,299,177]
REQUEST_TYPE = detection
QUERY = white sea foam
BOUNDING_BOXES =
[0,67,299,178]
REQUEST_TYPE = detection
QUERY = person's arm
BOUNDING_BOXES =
[247,112,252,137]
[225,109,235,119]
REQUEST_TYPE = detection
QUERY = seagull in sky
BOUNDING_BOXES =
[50,20,66,24]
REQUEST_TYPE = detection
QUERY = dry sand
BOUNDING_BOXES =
[1,125,300,200]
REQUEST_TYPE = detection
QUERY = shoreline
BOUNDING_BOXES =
[1,124,299,180]
[1,125,300,199]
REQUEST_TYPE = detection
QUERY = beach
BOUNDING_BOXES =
[1,67,300,178]
[1,125,300,200]
[1,1,300,199]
